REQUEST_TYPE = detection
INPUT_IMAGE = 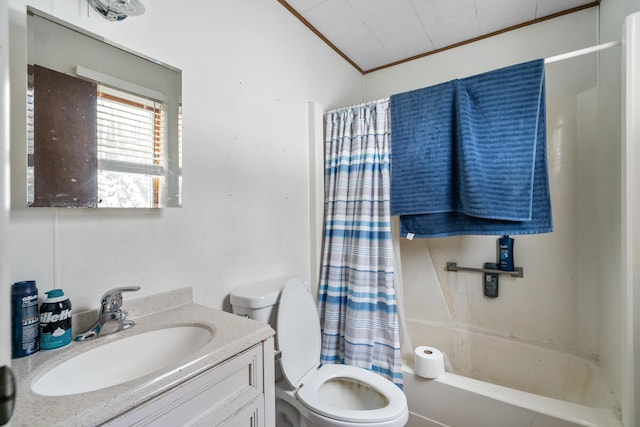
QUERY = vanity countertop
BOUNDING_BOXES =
[10,288,274,427]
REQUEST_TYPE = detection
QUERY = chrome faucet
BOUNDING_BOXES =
[75,286,140,341]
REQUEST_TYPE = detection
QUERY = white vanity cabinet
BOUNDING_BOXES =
[104,338,275,427]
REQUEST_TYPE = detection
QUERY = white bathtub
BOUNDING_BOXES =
[403,323,621,427]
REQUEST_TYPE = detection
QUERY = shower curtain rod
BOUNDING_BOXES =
[544,40,621,64]
[326,41,622,114]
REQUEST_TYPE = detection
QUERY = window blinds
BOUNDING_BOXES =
[97,85,166,177]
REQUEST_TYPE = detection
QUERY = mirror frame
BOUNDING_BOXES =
[26,7,182,208]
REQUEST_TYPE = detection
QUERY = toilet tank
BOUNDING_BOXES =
[229,278,288,329]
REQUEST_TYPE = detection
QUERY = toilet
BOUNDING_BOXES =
[230,278,408,427]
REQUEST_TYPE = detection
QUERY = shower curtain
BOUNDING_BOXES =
[317,99,403,387]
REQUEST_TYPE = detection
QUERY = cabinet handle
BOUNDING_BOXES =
[0,365,16,425]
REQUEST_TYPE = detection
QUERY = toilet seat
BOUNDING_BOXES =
[297,364,407,423]
[276,279,407,425]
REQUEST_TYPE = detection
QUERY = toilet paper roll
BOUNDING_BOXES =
[414,346,445,379]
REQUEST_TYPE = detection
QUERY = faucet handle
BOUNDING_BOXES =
[100,286,141,313]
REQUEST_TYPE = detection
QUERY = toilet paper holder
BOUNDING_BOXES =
[446,262,524,278]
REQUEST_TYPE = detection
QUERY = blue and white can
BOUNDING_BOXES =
[11,280,39,358]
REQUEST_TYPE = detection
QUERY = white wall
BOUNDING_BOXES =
[364,5,635,420]
[7,0,362,314]
[604,1,640,425]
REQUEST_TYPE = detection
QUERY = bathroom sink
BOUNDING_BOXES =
[31,326,213,396]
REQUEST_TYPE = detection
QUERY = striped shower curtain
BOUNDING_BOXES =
[317,99,402,387]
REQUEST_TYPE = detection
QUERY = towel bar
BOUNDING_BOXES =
[446,262,524,278]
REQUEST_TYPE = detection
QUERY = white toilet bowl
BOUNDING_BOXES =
[275,279,408,427]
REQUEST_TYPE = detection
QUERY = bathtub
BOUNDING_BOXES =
[403,322,621,427]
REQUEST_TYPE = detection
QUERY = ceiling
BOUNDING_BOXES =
[278,0,599,73]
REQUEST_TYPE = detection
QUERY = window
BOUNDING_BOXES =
[96,85,167,207]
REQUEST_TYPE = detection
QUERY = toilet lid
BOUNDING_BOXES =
[276,278,321,388]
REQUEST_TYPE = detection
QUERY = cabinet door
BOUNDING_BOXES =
[105,343,263,426]
[193,396,264,427]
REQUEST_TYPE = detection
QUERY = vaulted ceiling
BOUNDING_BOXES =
[278,0,600,73]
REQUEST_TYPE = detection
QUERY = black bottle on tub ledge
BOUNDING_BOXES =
[483,262,499,298]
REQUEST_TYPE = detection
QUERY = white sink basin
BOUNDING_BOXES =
[32,326,213,396]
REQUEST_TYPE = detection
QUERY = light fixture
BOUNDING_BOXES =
[87,0,145,22]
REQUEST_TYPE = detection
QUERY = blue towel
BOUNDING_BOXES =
[390,59,552,237]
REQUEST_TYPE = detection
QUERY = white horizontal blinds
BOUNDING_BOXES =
[96,84,167,176]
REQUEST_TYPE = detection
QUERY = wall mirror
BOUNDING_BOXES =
[27,7,182,208]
